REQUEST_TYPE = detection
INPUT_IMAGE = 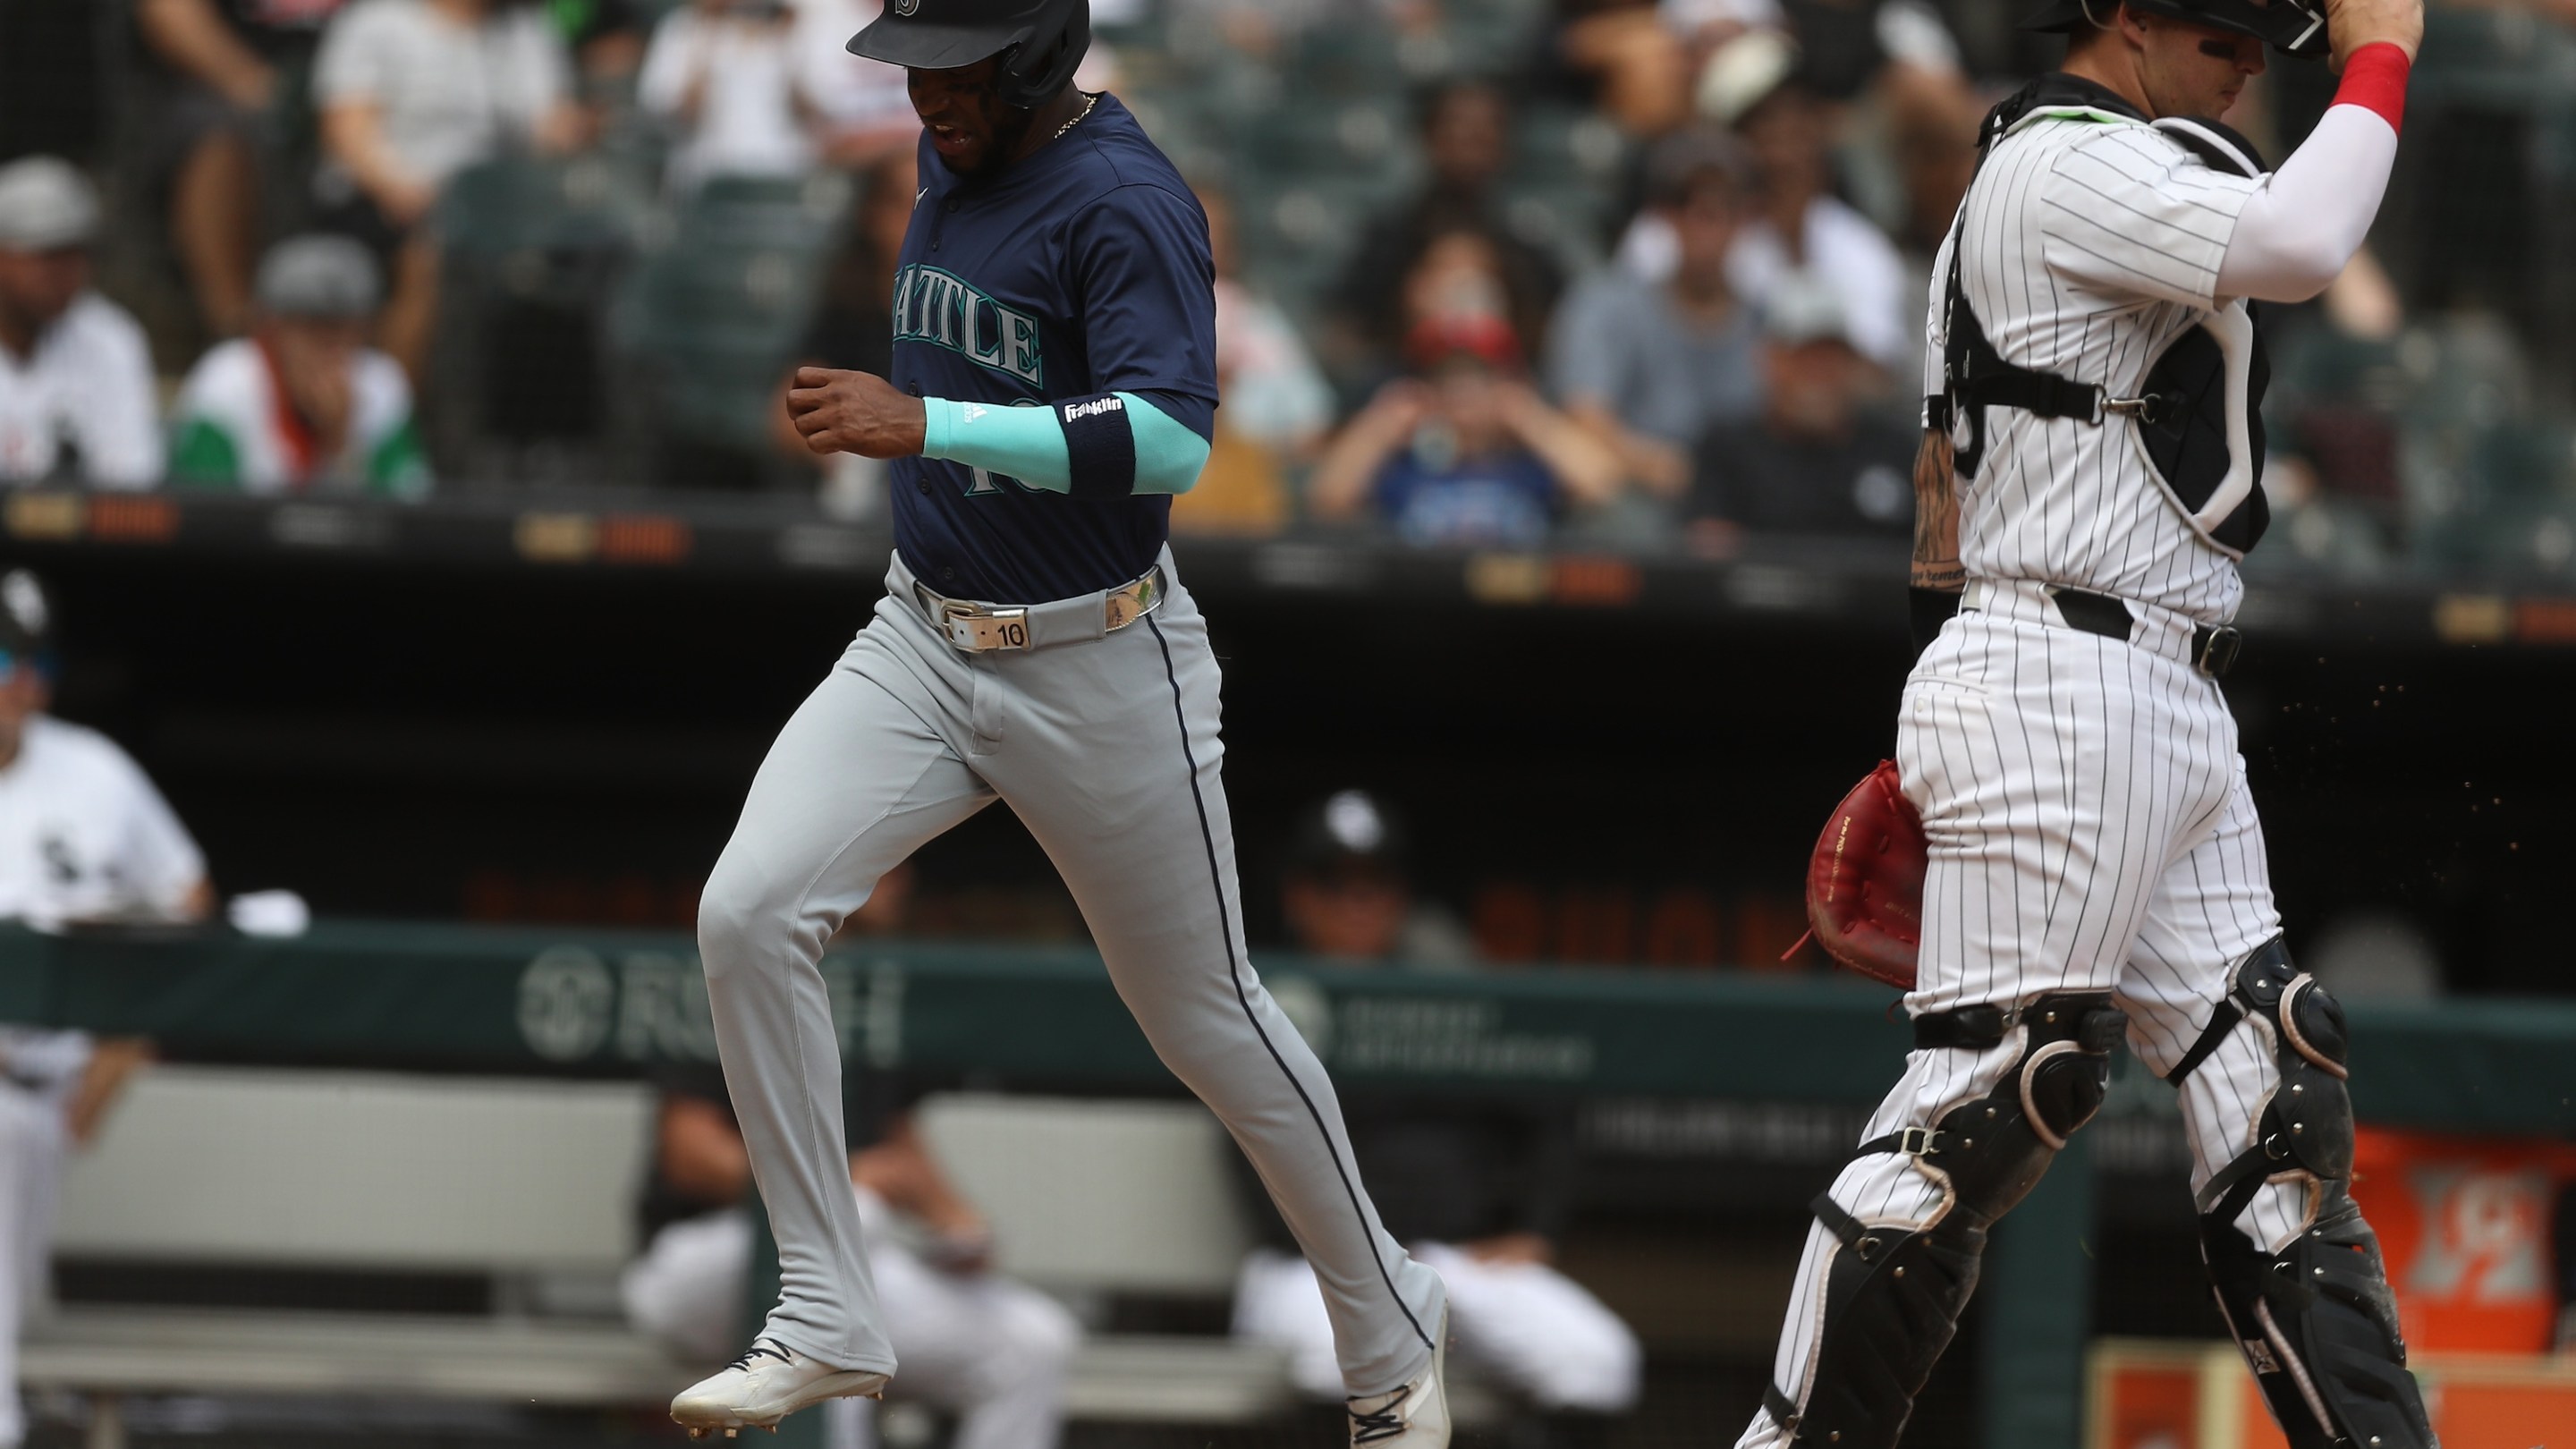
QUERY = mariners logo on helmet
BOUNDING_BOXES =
[848,0,1091,109]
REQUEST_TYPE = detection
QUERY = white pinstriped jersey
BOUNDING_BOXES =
[1926,106,2267,625]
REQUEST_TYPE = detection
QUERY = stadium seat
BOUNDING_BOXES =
[431,156,658,470]
[608,173,854,473]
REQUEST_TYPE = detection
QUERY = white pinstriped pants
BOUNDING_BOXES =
[1739,591,2309,1448]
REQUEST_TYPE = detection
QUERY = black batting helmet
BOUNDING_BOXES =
[2021,0,2328,58]
[848,0,1091,110]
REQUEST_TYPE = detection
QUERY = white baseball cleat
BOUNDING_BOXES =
[1346,1311,1451,1447]
[671,1339,888,1439]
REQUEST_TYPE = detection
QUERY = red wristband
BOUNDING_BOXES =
[2335,42,2411,132]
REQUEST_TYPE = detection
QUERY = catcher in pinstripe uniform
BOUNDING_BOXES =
[1752,0,2438,1445]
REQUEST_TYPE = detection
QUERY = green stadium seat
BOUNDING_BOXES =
[437,154,655,261]
[610,175,854,457]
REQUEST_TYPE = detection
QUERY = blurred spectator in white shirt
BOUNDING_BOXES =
[641,0,824,191]
[311,0,585,380]
[169,235,431,496]
[1547,128,1762,502]
[1707,31,1908,374]
[0,160,161,490]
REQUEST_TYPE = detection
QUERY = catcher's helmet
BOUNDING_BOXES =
[2021,0,2328,58]
[848,0,1091,109]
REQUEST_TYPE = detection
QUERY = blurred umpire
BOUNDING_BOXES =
[0,571,209,1448]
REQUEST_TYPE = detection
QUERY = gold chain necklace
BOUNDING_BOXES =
[1052,91,1098,143]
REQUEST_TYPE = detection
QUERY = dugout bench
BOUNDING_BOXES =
[16,1069,1326,1449]
[4,921,2572,1449]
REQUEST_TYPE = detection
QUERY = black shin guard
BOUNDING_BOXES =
[1770,992,2126,1448]
[2176,938,2436,1449]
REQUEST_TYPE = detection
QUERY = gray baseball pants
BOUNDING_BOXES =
[698,548,1445,1396]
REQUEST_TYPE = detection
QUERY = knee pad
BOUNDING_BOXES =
[1767,991,2125,1449]
[2172,938,2434,1449]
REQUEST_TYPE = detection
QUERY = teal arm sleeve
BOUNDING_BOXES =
[921,392,1208,496]
[1123,394,1211,496]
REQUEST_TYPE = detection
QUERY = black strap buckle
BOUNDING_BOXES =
[1851,1124,1950,1162]
[2193,625,2243,679]
[1912,1003,2017,1050]
[1762,1383,1802,1432]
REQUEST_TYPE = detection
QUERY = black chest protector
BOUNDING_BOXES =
[1925,75,2272,556]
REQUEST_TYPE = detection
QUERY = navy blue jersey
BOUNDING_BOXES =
[887,94,1218,603]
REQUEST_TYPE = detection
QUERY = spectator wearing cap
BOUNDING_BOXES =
[1309,297,1622,548]
[1620,30,1908,377]
[1323,80,1565,394]
[1546,127,1763,504]
[1278,790,1478,969]
[310,0,588,382]
[0,159,162,490]
[167,235,430,496]
[1235,789,1640,1429]
[0,569,203,1447]
[1682,277,1915,551]
[639,0,827,193]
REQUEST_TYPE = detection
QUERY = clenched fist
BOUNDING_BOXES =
[2326,0,2423,69]
[786,367,928,458]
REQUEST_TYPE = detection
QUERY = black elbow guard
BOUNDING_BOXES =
[1909,586,1962,658]
[1058,393,1137,501]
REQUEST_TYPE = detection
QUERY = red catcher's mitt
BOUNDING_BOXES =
[1804,760,1927,989]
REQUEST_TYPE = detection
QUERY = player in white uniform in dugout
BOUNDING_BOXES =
[1736,0,2440,1445]
[0,572,208,1449]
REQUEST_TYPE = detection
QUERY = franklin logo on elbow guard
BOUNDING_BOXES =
[1062,396,1127,422]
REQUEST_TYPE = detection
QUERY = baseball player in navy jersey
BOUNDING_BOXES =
[666,2,1451,1442]
[1737,1,2437,1447]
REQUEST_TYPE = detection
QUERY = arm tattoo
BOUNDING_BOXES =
[1911,428,1964,593]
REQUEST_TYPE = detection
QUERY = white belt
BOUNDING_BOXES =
[909,564,1166,654]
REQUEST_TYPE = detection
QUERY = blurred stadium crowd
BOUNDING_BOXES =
[1,0,2574,574]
